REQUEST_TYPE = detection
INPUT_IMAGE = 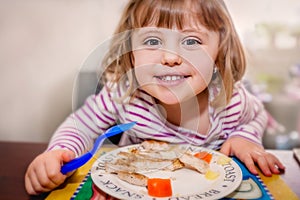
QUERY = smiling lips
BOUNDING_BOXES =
[154,75,190,86]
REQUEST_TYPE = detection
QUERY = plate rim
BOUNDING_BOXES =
[91,144,243,200]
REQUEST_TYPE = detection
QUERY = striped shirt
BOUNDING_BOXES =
[47,81,267,156]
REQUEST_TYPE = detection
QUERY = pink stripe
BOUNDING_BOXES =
[74,113,98,134]
[86,100,111,125]
[107,90,120,117]
[128,111,162,126]
[48,142,81,156]
[57,127,90,146]
[214,101,241,120]
[56,131,87,149]
[129,122,176,137]
[100,93,108,111]
[127,103,163,124]
[51,133,87,149]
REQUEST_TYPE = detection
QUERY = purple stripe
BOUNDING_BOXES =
[224,111,241,119]
[129,102,149,112]
[215,111,241,126]
[235,129,259,138]
[74,113,98,134]
[117,84,123,98]
[50,137,82,155]
[229,134,260,144]
[100,94,108,111]
[57,126,90,145]
[85,100,111,125]
[56,131,87,149]
[52,132,88,147]
[179,131,206,140]
[129,122,177,137]
[48,142,80,156]
[81,107,94,122]
[254,119,265,130]
[247,121,263,131]
[130,127,154,137]
[81,107,108,132]
[128,111,162,126]
[135,93,153,106]
[223,119,239,125]
[127,103,164,124]
[150,134,175,138]
[225,101,242,111]
[213,101,241,120]
[208,117,222,135]
[231,91,239,99]
[223,126,237,131]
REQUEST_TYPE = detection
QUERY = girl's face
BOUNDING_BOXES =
[131,24,219,105]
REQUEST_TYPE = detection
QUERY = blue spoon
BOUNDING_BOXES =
[61,122,136,174]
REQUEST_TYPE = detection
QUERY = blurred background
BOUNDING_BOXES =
[0,0,299,149]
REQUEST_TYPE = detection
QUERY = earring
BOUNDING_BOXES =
[212,67,218,80]
[213,67,218,74]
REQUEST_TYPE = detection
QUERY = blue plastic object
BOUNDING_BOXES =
[61,122,136,174]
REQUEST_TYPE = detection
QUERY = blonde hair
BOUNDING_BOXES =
[100,0,246,104]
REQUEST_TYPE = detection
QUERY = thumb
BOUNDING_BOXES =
[61,150,76,163]
[219,141,231,156]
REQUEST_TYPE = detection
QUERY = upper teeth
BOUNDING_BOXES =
[160,75,184,81]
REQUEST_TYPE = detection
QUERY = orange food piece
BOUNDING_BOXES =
[147,178,172,197]
[194,151,213,164]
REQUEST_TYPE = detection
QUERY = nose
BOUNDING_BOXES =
[161,51,182,67]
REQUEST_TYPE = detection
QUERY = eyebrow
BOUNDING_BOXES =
[133,27,211,42]
[134,28,162,37]
[181,28,209,37]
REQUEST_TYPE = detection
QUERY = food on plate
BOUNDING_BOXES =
[141,140,170,151]
[204,169,220,180]
[105,151,184,173]
[117,171,148,187]
[104,140,220,190]
[178,152,209,174]
[217,155,232,165]
[147,178,172,197]
[194,151,213,164]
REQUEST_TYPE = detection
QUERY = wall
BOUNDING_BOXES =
[0,0,299,143]
[0,0,127,142]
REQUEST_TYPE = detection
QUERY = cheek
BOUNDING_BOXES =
[185,51,214,84]
[133,50,160,85]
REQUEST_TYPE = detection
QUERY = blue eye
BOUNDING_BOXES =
[143,38,162,46]
[183,38,201,46]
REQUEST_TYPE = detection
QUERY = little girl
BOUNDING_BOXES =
[25,0,285,196]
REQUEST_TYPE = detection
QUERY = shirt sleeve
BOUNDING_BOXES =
[227,83,268,145]
[46,86,118,156]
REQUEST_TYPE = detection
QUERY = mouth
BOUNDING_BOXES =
[154,75,191,85]
[155,75,187,81]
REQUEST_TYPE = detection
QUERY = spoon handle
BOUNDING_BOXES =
[61,152,92,174]
[60,122,136,174]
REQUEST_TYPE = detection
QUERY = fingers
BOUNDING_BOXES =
[25,161,56,195]
[241,153,258,175]
[61,151,76,163]
[25,150,75,195]
[219,141,231,156]
[254,154,272,176]
[25,169,39,195]
[262,152,285,174]
[250,151,285,177]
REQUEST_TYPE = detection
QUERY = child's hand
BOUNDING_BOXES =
[92,184,118,200]
[220,137,285,177]
[25,149,75,195]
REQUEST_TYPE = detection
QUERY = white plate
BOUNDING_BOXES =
[91,144,242,200]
